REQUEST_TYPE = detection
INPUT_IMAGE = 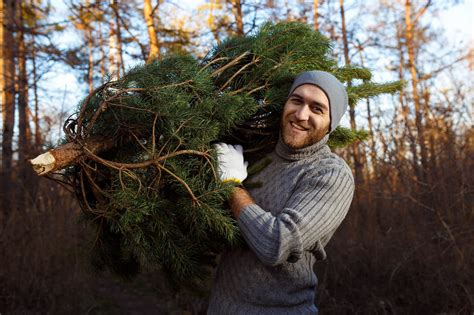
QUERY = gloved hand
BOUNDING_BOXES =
[214,143,248,184]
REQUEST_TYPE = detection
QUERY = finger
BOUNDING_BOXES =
[234,145,243,154]
[214,143,228,154]
[213,144,222,154]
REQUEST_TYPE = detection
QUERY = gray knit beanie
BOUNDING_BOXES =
[288,70,348,133]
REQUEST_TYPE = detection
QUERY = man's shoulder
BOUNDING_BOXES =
[306,148,354,182]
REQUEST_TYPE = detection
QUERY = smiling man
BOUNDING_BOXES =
[208,71,355,314]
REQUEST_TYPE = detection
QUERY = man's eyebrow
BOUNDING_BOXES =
[289,92,304,99]
[289,92,329,111]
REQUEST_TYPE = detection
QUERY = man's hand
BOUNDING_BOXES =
[214,143,254,218]
[214,143,248,184]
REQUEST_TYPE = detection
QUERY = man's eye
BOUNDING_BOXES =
[311,106,323,113]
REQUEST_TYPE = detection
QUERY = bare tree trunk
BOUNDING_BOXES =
[87,27,94,92]
[17,0,37,210]
[31,38,41,150]
[0,0,17,215]
[313,0,320,32]
[207,0,221,44]
[17,0,30,166]
[108,16,119,79]
[231,0,244,37]
[112,0,125,75]
[357,47,376,173]
[98,19,106,80]
[144,0,160,62]
[339,0,363,185]
[396,22,419,177]
[0,0,3,117]
[404,0,428,181]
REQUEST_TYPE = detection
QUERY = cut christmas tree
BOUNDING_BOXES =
[30,22,403,289]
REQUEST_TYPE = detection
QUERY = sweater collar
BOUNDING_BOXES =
[275,134,329,161]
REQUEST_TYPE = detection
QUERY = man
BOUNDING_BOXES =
[208,71,355,314]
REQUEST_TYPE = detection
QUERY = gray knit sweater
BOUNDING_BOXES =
[207,135,355,314]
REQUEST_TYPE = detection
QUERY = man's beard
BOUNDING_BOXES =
[280,119,327,149]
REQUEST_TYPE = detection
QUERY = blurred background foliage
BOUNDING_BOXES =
[0,0,472,314]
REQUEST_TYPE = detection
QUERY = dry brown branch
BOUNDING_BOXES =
[76,83,108,137]
[108,102,162,114]
[81,145,210,171]
[154,162,201,206]
[84,88,146,135]
[152,114,159,156]
[219,57,260,91]
[199,56,231,73]
[211,51,250,77]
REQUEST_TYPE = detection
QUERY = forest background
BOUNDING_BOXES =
[0,0,473,314]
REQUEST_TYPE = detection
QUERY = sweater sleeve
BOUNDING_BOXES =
[237,165,354,266]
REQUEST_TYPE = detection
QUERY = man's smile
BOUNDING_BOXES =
[290,121,309,131]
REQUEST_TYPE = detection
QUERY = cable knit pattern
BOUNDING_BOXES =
[207,135,355,314]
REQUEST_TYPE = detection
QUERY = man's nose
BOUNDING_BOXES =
[294,105,310,121]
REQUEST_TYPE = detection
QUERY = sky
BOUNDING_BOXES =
[41,0,473,143]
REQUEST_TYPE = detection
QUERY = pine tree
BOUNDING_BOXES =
[30,22,403,288]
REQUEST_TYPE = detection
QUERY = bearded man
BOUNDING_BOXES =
[208,71,355,314]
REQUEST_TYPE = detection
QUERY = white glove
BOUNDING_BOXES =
[214,143,248,184]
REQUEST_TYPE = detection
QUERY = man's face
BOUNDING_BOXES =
[280,84,331,149]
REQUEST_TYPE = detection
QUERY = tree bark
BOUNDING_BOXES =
[87,27,94,92]
[231,0,244,37]
[17,0,30,165]
[144,0,160,62]
[313,0,319,32]
[31,38,41,150]
[396,22,418,175]
[110,0,125,75]
[108,15,119,79]
[207,0,221,44]
[98,19,106,80]
[339,0,363,185]
[0,0,17,215]
[404,0,428,181]
[356,44,376,175]
[30,138,116,176]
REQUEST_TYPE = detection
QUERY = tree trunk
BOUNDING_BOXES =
[111,0,125,75]
[144,0,160,62]
[339,0,363,185]
[207,0,221,44]
[17,0,30,166]
[313,0,319,32]
[231,0,244,37]
[357,47,376,174]
[31,38,41,150]
[98,19,106,80]
[108,15,119,79]
[404,0,428,182]
[17,0,38,210]
[0,0,17,215]
[87,27,94,93]
[30,137,116,176]
[396,22,419,176]
[108,0,125,78]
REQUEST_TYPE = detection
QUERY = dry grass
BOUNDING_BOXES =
[0,180,97,313]
[316,129,473,314]
[1,127,472,314]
